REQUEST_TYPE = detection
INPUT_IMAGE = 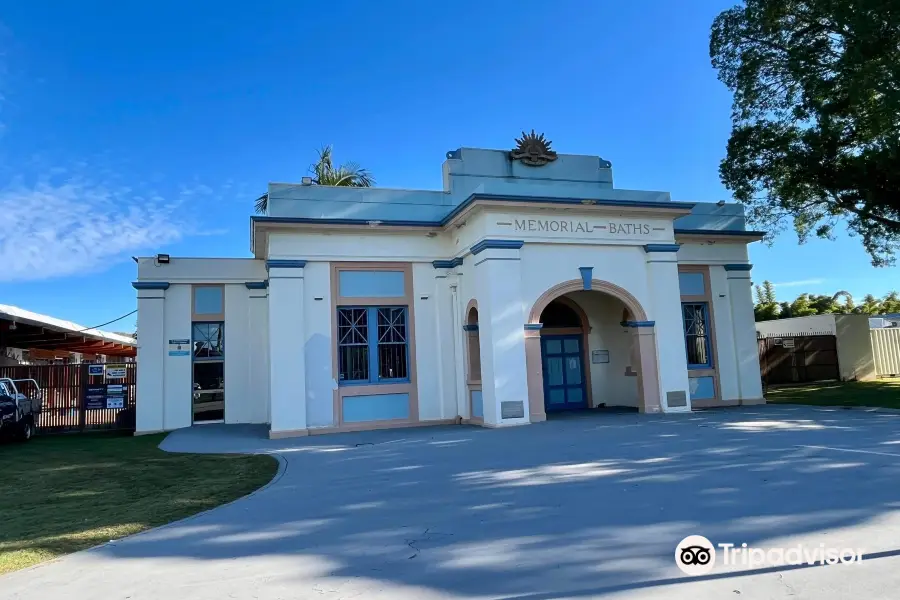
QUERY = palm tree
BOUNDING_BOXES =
[254,146,374,214]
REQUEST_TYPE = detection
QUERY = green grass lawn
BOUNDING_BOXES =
[0,433,277,575]
[766,377,900,409]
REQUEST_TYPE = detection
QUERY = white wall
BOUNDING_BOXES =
[677,242,749,264]
[224,284,268,424]
[412,263,444,421]
[835,314,877,381]
[709,266,740,401]
[303,262,335,428]
[138,257,265,283]
[162,284,192,430]
[136,289,165,433]
[269,232,451,262]
[567,291,639,408]
[247,290,270,422]
[519,244,653,320]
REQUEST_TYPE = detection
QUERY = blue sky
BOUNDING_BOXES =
[0,0,896,332]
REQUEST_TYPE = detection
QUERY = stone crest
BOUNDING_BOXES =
[510,130,558,166]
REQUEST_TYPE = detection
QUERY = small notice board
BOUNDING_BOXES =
[105,364,127,380]
[168,338,191,357]
[84,384,128,410]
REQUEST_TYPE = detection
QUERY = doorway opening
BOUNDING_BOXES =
[538,298,590,414]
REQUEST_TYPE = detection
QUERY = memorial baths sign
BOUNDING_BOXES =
[510,218,655,235]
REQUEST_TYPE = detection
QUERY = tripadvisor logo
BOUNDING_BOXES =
[675,535,865,576]
[675,535,716,576]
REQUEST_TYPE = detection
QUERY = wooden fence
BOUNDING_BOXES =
[757,333,840,386]
[0,363,136,433]
[871,328,900,377]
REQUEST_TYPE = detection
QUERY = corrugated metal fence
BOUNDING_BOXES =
[0,363,136,434]
[871,328,900,377]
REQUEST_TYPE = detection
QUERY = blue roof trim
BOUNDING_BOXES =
[621,320,656,328]
[253,195,699,230]
[644,243,681,253]
[470,239,525,255]
[266,259,307,269]
[524,323,544,331]
[132,281,170,290]
[723,264,753,271]
[253,216,437,228]
[675,228,766,237]
[245,281,269,289]
[432,257,464,269]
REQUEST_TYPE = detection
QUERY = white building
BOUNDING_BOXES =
[133,142,765,438]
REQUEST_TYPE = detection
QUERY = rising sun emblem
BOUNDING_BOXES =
[510,130,558,166]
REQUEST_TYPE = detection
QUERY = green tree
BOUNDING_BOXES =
[832,290,854,313]
[856,294,883,314]
[254,146,374,214]
[788,293,818,317]
[883,291,900,314]
[710,0,900,267]
[754,280,781,321]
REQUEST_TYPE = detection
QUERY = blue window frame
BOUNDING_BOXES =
[682,302,712,368]
[337,306,409,385]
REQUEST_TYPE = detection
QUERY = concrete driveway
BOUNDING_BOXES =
[4,406,900,599]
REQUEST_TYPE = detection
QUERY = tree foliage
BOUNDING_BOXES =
[753,280,900,320]
[710,0,900,266]
[254,146,374,214]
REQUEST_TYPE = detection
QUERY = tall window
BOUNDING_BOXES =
[682,303,712,368]
[192,322,225,422]
[337,306,409,384]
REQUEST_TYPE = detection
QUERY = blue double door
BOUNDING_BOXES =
[541,334,588,412]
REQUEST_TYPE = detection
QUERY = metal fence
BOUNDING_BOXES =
[0,363,136,434]
[871,328,900,377]
[757,333,840,386]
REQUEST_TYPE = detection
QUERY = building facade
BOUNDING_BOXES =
[133,144,765,437]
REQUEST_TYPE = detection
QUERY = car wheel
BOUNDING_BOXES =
[18,418,34,442]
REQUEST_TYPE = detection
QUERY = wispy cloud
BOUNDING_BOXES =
[0,177,189,281]
[773,279,826,288]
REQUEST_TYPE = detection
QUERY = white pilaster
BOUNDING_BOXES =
[267,260,307,437]
[134,284,167,433]
[726,265,764,401]
[644,249,691,412]
[473,242,529,426]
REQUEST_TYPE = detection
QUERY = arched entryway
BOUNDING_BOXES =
[525,279,661,422]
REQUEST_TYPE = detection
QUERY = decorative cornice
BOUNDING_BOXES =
[132,281,170,290]
[245,281,269,289]
[524,323,544,331]
[432,257,464,269]
[644,243,681,253]
[621,320,656,328]
[723,263,753,271]
[266,259,307,270]
[462,324,479,332]
[470,239,525,255]
[674,229,766,238]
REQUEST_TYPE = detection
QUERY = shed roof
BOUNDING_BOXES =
[0,304,136,357]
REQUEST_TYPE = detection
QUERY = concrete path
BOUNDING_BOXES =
[4,406,900,599]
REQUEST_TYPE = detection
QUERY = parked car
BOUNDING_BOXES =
[0,378,41,442]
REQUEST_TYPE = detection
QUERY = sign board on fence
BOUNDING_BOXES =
[105,364,127,379]
[782,339,796,349]
[168,338,191,357]
[87,364,105,377]
[84,384,128,410]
